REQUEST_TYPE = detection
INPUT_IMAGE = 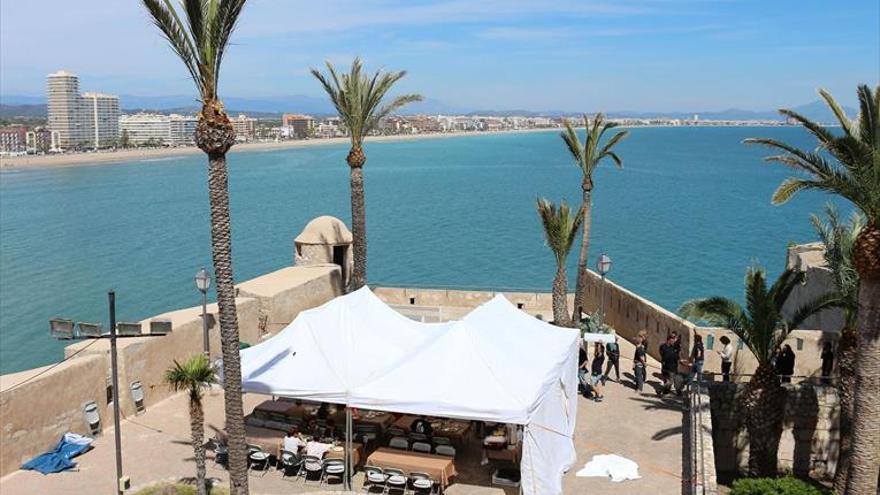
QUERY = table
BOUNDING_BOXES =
[487,445,521,464]
[392,415,471,443]
[252,399,296,418]
[366,448,457,488]
[244,424,286,453]
[355,410,395,431]
[324,442,364,466]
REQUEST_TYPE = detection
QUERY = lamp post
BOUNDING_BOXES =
[49,291,163,495]
[596,253,613,326]
[195,268,212,356]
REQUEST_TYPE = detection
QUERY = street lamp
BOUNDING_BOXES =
[596,253,613,325]
[195,268,212,356]
[49,291,163,495]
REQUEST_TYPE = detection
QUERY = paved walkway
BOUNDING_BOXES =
[0,343,684,494]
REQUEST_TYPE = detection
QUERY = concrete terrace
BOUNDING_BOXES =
[0,337,684,495]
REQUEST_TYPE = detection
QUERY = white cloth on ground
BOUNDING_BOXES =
[575,454,641,482]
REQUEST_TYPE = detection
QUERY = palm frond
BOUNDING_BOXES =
[536,198,583,265]
[788,291,843,331]
[143,0,202,93]
[560,120,585,169]
[818,88,857,138]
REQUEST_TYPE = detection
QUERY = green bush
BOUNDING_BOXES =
[730,476,830,495]
[133,482,229,495]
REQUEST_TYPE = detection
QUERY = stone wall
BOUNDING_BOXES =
[708,383,839,481]
[689,385,719,495]
[0,355,108,476]
[0,264,341,478]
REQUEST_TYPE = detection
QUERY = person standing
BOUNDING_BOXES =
[590,343,605,402]
[778,344,796,383]
[718,335,733,382]
[633,337,647,392]
[603,335,621,384]
[578,343,590,397]
[690,334,705,383]
[659,334,680,395]
[820,342,834,384]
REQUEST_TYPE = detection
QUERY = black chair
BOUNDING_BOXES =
[277,449,302,481]
[363,465,388,493]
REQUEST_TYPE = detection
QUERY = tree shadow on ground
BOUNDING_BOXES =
[629,395,684,413]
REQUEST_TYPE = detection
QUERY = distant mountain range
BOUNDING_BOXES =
[0,93,855,123]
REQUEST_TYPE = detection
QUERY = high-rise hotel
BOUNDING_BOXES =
[47,70,119,149]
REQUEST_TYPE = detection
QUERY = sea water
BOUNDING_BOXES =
[0,127,842,373]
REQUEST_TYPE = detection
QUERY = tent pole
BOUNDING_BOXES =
[345,407,353,490]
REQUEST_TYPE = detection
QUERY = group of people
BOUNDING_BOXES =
[578,337,622,402]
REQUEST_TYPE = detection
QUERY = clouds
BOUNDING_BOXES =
[1,0,877,111]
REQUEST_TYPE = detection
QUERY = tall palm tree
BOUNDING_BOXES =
[811,205,865,493]
[311,58,422,290]
[142,1,250,493]
[680,267,839,477]
[560,114,629,323]
[165,355,218,495]
[536,198,584,326]
[745,85,879,493]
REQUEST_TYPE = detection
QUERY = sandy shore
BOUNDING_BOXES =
[0,128,557,170]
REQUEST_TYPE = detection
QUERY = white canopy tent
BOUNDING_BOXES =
[239,287,579,495]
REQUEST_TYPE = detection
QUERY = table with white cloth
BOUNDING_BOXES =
[392,415,471,443]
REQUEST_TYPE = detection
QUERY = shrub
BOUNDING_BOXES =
[133,482,229,495]
[730,476,830,495]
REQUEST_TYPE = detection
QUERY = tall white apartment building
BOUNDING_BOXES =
[47,70,119,149]
[118,113,198,146]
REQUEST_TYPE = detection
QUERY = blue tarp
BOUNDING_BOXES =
[21,433,93,474]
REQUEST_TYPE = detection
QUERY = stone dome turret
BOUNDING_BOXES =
[294,216,353,245]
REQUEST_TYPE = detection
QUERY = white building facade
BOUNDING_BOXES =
[47,70,119,149]
[118,113,197,146]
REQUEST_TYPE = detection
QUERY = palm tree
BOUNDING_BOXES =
[811,205,865,493]
[141,1,250,493]
[165,355,218,495]
[560,114,629,323]
[536,198,584,326]
[744,85,879,493]
[311,59,422,290]
[681,267,839,477]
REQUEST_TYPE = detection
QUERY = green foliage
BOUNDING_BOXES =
[310,58,422,147]
[745,85,880,222]
[679,266,840,365]
[165,354,217,403]
[133,482,229,495]
[811,204,864,327]
[141,0,248,101]
[536,198,584,265]
[729,476,830,495]
[560,113,629,181]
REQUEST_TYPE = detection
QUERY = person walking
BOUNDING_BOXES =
[690,334,705,383]
[578,342,590,397]
[718,335,733,382]
[603,334,621,384]
[820,341,834,385]
[590,343,605,402]
[633,336,647,392]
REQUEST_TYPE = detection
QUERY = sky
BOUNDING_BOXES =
[1,0,878,112]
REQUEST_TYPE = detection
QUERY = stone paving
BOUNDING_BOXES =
[0,342,683,494]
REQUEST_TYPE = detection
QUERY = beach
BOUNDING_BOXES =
[0,128,558,169]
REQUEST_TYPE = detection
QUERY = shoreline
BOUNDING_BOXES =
[0,128,558,170]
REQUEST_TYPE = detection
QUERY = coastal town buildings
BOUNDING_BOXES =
[46,70,119,150]
[25,127,59,153]
[231,114,257,141]
[281,113,314,138]
[118,113,198,146]
[0,125,27,154]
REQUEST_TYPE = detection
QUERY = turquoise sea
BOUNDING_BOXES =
[0,127,843,374]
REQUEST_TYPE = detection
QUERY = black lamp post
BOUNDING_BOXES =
[597,253,613,326]
[195,268,212,356]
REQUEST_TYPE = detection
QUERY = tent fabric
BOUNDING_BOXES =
[240,287,579,495]
[21,433,93,474]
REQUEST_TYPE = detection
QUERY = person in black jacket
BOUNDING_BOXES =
[659,334,680,395]
[820,342,834,384]
[590,343,605,402]
[603,335,621,384]
[777,344,796,383]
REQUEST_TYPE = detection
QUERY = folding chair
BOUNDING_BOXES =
[384,467,408,495]
[321,458,345,486]
[410,471,437,494]
[412,442,432,454]
[363,465,387,493]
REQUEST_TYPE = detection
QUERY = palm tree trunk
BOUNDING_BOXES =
[553,263,570,327]
[572,185,593,323]
[190,397,208,495]
[845,278,880,494]
[207,152,248,495]
[348,146,367,291]
[833,324,857,494]
[744,364,784,477]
